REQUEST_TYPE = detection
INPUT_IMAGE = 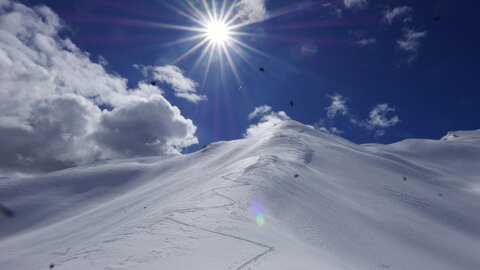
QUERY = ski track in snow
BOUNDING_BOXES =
[165,174,275,270]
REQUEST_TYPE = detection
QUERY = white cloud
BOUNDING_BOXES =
[325,94,349,118]
[237,0,268,23]
[397,28,427,63]
[384,6,413,24]
[93,96,198,158]
[344,0,367,9]
[315,125,344,135]
[356,38,377,47]
[248,105,272,120]
[0,0,198,174]
[319,94,400,137]
[245,105,290,137]
[151,65,206,103]
[366,104,400,129]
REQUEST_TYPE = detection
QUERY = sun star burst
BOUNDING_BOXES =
[159,0,275,86]
[205,20,231,45]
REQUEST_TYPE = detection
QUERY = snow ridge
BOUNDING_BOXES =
[1,121,480,269]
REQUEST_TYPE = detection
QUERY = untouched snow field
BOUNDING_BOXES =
[1,121,480,270]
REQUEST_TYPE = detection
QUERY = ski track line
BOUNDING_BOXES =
[165,174,275,270]
[166,217,274,270]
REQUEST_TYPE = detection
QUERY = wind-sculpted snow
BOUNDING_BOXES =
[1,121,480,269]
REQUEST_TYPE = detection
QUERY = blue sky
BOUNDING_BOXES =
[1,0,479,174]
[31,0,480,144]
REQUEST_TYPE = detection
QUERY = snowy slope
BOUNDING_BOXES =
[1,121,480,270]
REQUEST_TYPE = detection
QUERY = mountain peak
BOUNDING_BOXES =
[1,124,480,269]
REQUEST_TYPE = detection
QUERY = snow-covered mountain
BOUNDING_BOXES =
[1,121,480,270]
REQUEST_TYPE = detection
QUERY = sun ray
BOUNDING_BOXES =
[230,45,261,73]
[219,0,228,21]
[229,31,265,38]
[229,38,281,63]
[183,1,208,22]
[202,0,215,22]
[211,0,218,21]
[162,33,206,47]
[161,1,205,26]
[201,45,215,88]
[68,13,206,32]
[221,43,242,86]
[190,42,214,73]
[172,37,210,64]
[223,1,240,25]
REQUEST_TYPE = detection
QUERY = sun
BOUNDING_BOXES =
[205,20,231,45]
[160,0,274,84]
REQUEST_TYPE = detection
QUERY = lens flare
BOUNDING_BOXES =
[252,199,266,227]
[255,214,265,227]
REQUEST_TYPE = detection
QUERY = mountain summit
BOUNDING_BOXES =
[1,121,480,269]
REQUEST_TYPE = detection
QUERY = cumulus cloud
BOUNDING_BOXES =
[93,96,198,158]
[245,105,290,137]
[344,0,367,9]
[236,0,268,23]
[397,28,427,63]
[248,105,272,120]
[149,65,206,103]
[356,38,377,47]
[0,0,198,175]
[325,94,349,118]
[384,6,413,24]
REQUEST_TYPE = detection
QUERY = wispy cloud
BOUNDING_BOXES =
[356,38,377,47]
[237,0,268,23]
[248,105,272,120]
[315,123,344,135]
[366,104,400,129]
[384,6,413,24]
[326,94,349,118]
[397,28,427,63]
[319,94,400,137]
[343,0,368,9]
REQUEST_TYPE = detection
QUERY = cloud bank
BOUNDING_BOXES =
[0,0,198,175]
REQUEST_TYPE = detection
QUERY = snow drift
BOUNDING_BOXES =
[1,121,480,269]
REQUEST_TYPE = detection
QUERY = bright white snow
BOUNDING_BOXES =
[1,121,480,269]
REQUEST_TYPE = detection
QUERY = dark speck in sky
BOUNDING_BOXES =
[0,204,14,218]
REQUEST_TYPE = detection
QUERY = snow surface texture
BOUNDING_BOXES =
[1,121,480,270]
